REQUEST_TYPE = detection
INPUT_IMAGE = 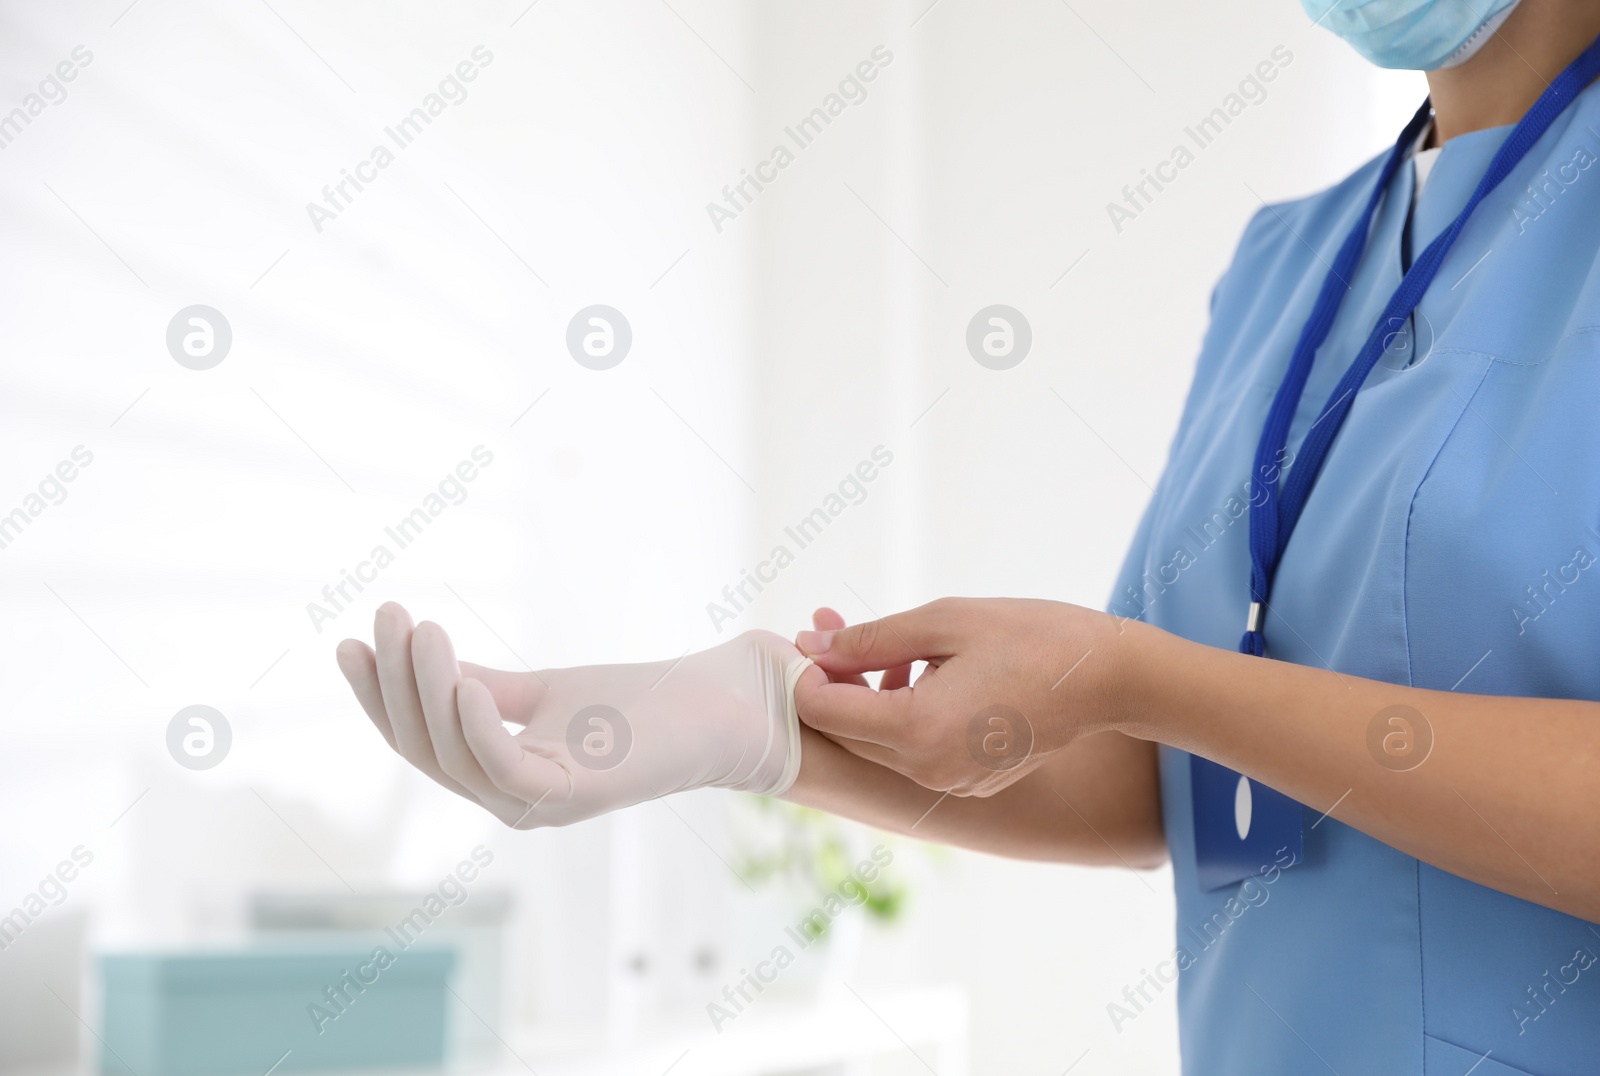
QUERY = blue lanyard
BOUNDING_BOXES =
[1241,33,1600,656]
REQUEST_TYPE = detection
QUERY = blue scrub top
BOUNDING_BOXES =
[1110,84,1600,1074]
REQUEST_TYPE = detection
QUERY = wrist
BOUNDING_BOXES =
[1097,615,1190,743]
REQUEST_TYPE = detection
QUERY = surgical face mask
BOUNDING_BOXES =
[1301,0,1523,70]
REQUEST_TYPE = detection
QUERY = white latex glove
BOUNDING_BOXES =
[335,603,814,829]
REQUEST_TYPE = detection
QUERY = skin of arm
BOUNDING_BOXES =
[1119,621,1600,920]
[784,725,1166,869]
[797,599,1600,923]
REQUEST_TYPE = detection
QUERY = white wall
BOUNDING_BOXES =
[0,1,1425,1073]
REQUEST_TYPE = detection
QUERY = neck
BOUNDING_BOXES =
[1425,0,1600,145]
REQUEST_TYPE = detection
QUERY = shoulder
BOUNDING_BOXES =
[1167,150,1392,442]
[1218,148,1390,307]
[1199,148,1391,360]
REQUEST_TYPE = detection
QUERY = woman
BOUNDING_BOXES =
[338,0,1600,1069]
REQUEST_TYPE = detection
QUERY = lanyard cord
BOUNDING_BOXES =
[1241,31,1600,657]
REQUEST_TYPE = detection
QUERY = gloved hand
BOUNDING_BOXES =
[335,603,815,829]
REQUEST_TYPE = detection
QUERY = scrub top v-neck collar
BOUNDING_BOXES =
[1399,117,1517,274]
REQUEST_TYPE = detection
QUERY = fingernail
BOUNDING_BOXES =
[796,630,834,655]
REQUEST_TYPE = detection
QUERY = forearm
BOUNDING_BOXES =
[782,725,1166,868]
[1117,620,1600,920]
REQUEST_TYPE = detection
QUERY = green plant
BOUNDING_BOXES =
[730,796,911,926]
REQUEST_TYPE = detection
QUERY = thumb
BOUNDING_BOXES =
[795,601,953,675]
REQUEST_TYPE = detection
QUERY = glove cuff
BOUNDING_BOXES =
[763,654,812,796]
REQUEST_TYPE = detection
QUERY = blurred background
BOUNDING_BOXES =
[0,1,1423,1073]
